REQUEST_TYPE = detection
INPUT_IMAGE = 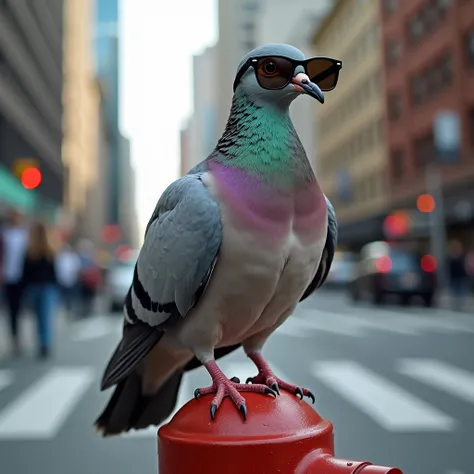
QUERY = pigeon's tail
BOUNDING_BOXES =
[94,369,183,437]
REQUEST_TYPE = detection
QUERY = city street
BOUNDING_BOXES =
[0,290,473,474]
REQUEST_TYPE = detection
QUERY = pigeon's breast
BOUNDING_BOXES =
[206,161,325,245]
[175,169,328,351]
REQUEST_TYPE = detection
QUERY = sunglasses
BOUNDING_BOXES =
[233,55,343,93]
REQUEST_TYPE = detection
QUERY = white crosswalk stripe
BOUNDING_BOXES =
[311,361,457,432]
[286,307,474,338]
[0,358,472,440]
[71,316,121,342]
[0,367,95,440]
[397,359,474,404]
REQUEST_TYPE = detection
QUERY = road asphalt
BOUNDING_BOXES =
[0,290,473,474]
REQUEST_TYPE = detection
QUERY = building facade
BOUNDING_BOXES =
[254,0,333,173]
[62,0,100,238]
[0,0,64,219]
[118,135,139,249]
[381,0,474,242]
[82,80,111,244]
[182,46,219,171]
[312,0,389,248]
[179,119,193,176]
[216,0,262,135]
[95,0,121,227]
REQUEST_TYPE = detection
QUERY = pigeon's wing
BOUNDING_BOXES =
[101,173,222,390]
[300,195,338,302]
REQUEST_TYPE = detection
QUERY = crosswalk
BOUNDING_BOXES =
[278,307,474,338]
[2,303,471,355]
[61,306,474,345]
[0,357,472,441]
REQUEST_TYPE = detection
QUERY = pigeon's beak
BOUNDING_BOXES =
[291,73,324,104]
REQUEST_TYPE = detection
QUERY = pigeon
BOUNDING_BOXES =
[95,43,341,436]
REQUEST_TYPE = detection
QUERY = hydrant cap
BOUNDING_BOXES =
[162,391,331,442]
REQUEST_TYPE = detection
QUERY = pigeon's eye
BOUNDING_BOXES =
[256,57,294,89]
[260,60,279,77]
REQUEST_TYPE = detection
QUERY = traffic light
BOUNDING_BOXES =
[20,167,42,189]
[417,194,435,213]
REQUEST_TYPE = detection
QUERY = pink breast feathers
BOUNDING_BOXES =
[292,180,328,244]
[209,161,327,245]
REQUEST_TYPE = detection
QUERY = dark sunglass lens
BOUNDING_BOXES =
[257,57,293,89]
[306,58,339,91]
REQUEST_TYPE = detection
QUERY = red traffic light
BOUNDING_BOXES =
[21,167,42,189]
[417,194,435,213]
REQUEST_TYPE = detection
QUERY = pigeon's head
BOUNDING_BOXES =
[233,44,342,107]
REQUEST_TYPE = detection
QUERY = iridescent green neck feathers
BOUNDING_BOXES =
[213,91,313,189]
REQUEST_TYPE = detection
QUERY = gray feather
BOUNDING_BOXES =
[300,195,338,301]
[133,172,222,326]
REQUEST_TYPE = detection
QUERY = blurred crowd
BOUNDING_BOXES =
[448,240,474,310]
[0,210,103,359]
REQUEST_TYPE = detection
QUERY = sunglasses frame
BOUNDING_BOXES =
[233,55,343,93]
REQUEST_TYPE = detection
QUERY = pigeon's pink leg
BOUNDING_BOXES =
[246,352,315,403]
[194,360,277,420]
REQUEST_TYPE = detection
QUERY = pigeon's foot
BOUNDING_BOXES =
[246,352,315,404]
[194,361,277,421]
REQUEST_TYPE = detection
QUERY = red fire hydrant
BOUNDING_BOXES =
[158,391,404,474]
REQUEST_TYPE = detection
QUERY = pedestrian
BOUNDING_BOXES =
[55,242,81,319]
[21,221,60,358]
[77,239,101,318]
[0,210,29,356]
[447,240,469,312]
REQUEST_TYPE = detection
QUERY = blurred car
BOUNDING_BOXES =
[326,251,356,288]
[347,241,436,307]
[105,257,136,313]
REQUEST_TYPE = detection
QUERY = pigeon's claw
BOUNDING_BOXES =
[247,352,316,404]
[196,361,276,421]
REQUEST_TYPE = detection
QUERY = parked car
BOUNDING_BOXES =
[347,241,436,307]
[326,251,356,288]
[105,257,135,313]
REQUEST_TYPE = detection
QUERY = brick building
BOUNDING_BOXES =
[311,0,389,248]
[381,0,474,242]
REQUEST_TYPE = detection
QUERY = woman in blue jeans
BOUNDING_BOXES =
[21,222,59,359]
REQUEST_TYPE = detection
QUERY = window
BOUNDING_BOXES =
[243,0,259,11]
[383,0,398,14]
[387,40,401,65]
[440,52,453,83]
[466,28,474,69]
[469,108,474,147]
[388,94,402,121]
[408,17,423,44]
[423,4,438,34]
[391,149,404,179]
[407,0,450,45]
[437,0,450,16]
[414,133,434,169]
[410,76,424,106]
